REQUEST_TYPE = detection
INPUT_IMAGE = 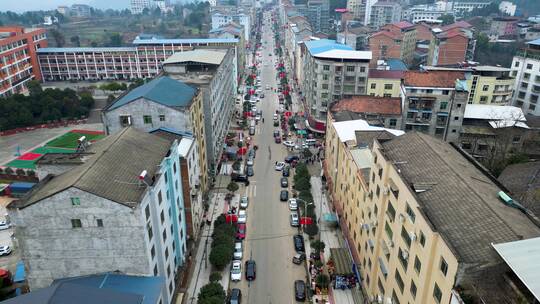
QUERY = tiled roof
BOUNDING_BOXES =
[10,128,171,209]
[371,30,400,39]
[441,21,472,31]
[498,162,540,218]
[332,96,402,115]
[107,76,196,111]
[368,69,404,79]
[380,132,540,263]
[403,71,464,87]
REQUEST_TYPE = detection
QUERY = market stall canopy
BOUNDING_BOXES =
[323,213,338,222]
[330,248,354,276]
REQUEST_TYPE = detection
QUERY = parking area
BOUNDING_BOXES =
[0,196,19,273]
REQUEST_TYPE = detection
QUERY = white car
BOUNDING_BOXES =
[234,241,243,260]
[266,85,270,90]
[0,221,10,231]
[252,106,257,113]
[0,245,11,256]
[238,210,247,224]
[255,115,261,121]
[247,159,254,167]
[230,260,242,281]
[273,114,279,121]
[288,198,298,211]
[275,162,286,171]
[295,143,309,150]
[283,141,295,147]
[240,196,249,209]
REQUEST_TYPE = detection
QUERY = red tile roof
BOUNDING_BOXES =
[368,69,404,79]
[392,21,414,29]
[371,30,400,39]
[331,96,402,115]
[441,21,472,32]
[404,71,465,87]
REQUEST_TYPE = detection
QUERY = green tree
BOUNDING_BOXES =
[227,181,239,193]
[316,274,330,288]
[294,177,311,192]
[197,282,226,304]
[209,244,233,270]
[26,80,42,96]
[209,272,222,282]
[106,33,123,47]
[49,28,65,47]
[70,35,81,47]
[439,14,454,25]
[311,240,326,253]
[302,148,313,159]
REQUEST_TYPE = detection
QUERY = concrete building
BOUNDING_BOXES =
[331,96,403,129]
[131,0,152,14]
[150,129,204,241]
[369,1,402,29]
[402,70,468,142]
[163,49,237,175]
[283,15,313,86]
[2,273,165,304]
[57,6,70,15]
[337,25,372,51]
[499,1,517,16]
[347,0,378,25]
[70,4,92,18]
[302,39,372,132]
[428,22,475,66]
[369,21,417,67]
[37,37,242,82]
[403,4,449,23]
[7,128,188,304]
[295,0,331,34]
[323,126,540,304]
[102,76,209,194]
[211,6,251,41]
[0,26,48,97]
[490,17,520,38]
[367,69,404,98]
[511,38,540,116]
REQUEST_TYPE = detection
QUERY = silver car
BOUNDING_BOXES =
[234,241,243,260]
[290,212,299,227]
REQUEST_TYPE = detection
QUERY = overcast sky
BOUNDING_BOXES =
[1,0,131,13]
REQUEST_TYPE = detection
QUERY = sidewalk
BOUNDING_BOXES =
[185,192,231,304]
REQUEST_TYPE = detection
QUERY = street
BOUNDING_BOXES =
[228,10,308,303]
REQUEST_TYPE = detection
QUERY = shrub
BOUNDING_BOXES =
[197,282,226,304]
[4,167,14,175]
[15,168,26,176]
[212,232,234,249]
[209,272,222,282]
[294,177,311,192]
[316,274,330,288]
[304,222,319,237]
[311,240,326,253]
[227,182,239,193]
[209,244,233,270]
[298,191,314,205]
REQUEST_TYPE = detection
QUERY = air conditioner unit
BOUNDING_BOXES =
[401,250,409,260]
[398,214,405,223]
[409,231,417,242]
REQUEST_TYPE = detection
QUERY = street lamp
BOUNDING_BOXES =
[294,197,314,227]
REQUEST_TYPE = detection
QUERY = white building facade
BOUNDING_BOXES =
[511,39,540,116]
[211,12,251,41]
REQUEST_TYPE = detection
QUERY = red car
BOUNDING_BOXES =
[275,137,282,143]
[236,224,247,240]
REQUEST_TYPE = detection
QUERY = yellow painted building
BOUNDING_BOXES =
[189,90,209,194]
[367,70,404,98]
[324,115,540,304]
[466,66,515,105]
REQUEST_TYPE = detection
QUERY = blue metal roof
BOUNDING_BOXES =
[37,47,136,53]
[132,38,239,45]
[304,39,353,55]
[528,38,540,46]
[386,58,408,71]
[108,76,196,111]
[13,261,25,283]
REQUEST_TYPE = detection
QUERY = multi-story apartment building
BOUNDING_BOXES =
[37,37,242,82]
[0,26,47,97]
[102,76,209,194]
[331,96,403,129]
[403,4,450,23]
[337,25,372,51]
[71,4,92,18]
[347,0,378,25]
[211,6,251,41]
[8,127,188,304]
[369,22,416,67]
[425,65,515,105]
[490,17,520,38]
[302,39,372,132]
[369,1,402,29]
[284,15,313,85]
[402,70,467,142]
[428,23,475,66]
[163,49,236,175]
[295,0,330,34]
[131,0,152,14]
[323,124,540,304]
[367,69,404,98]
[511,38,540,116]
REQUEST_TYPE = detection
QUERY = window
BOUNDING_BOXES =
[96,219,103,227]
[386,202,396,221]
[439,101,447,110]
[360,66,366,72]
[71,219,82,228]
[165,248,169,260]
[426,89,433,94]
[480,96,488,103]
[454,116,459,121]
[147,223,153,240]
[344,76,355,82]
[322,84,329,90]
[383,93,392,97]
[442,90,449,95]
[384,84,393,90]
[323,65,330,71]
[378,278,385,294]
[143,115,152,124]
[389,119,397,127]
[440,258,448,276]
[323,74,329,80]
[145,205,150,221]
[482,85,489,91]
[530,104,536,111]
[384,222,393,239]
[513,136,521,143]
[376,185,380,197]
[514,61,519,67]
[521,82,529,88]
[433,283,442,303]
[370,83,376,89]
[162,228,167,241]
[405,204,415,223]
[414,256,422,274]
[158,191,163,204]
[71,197,80,206]
[346,66,355,72]
[398,248,408,269]
[160,210,165,224]
[527,63,533,70]
[410,280,417,299]
[395,271,404,293]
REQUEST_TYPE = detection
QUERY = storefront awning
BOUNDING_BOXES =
[323,213,338,222]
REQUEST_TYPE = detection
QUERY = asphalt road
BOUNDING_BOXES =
[228,11,308,303]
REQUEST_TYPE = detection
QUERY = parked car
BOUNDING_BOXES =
[0,221,10,231]
[234,241,243,260]
[228,288,242,304]
[285,155,299,163]
[231,174,250,185]
[248,149,256,158]
[275,162,285,171]
[236,224,246,240]
[293,234,305,252]
[273,130,280,138]
[282,166,290,177]
[237,210,247,224]
[294,280,306,301]
[240,196,249,209]
[288,198,298,211]
[246,166,254,177]
[247,158,254,167]
[245,260,256,281]
[274,137,282,143]
[0,246,11,256]
[230,260,242,282]
[273,114,279,121]
[292,253,306,265]
[283,140,295,147]
[280,190,289,201]
[290,212,299,227]
[280,177,288,187]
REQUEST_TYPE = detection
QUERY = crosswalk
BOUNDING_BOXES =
[245,182,257,198]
